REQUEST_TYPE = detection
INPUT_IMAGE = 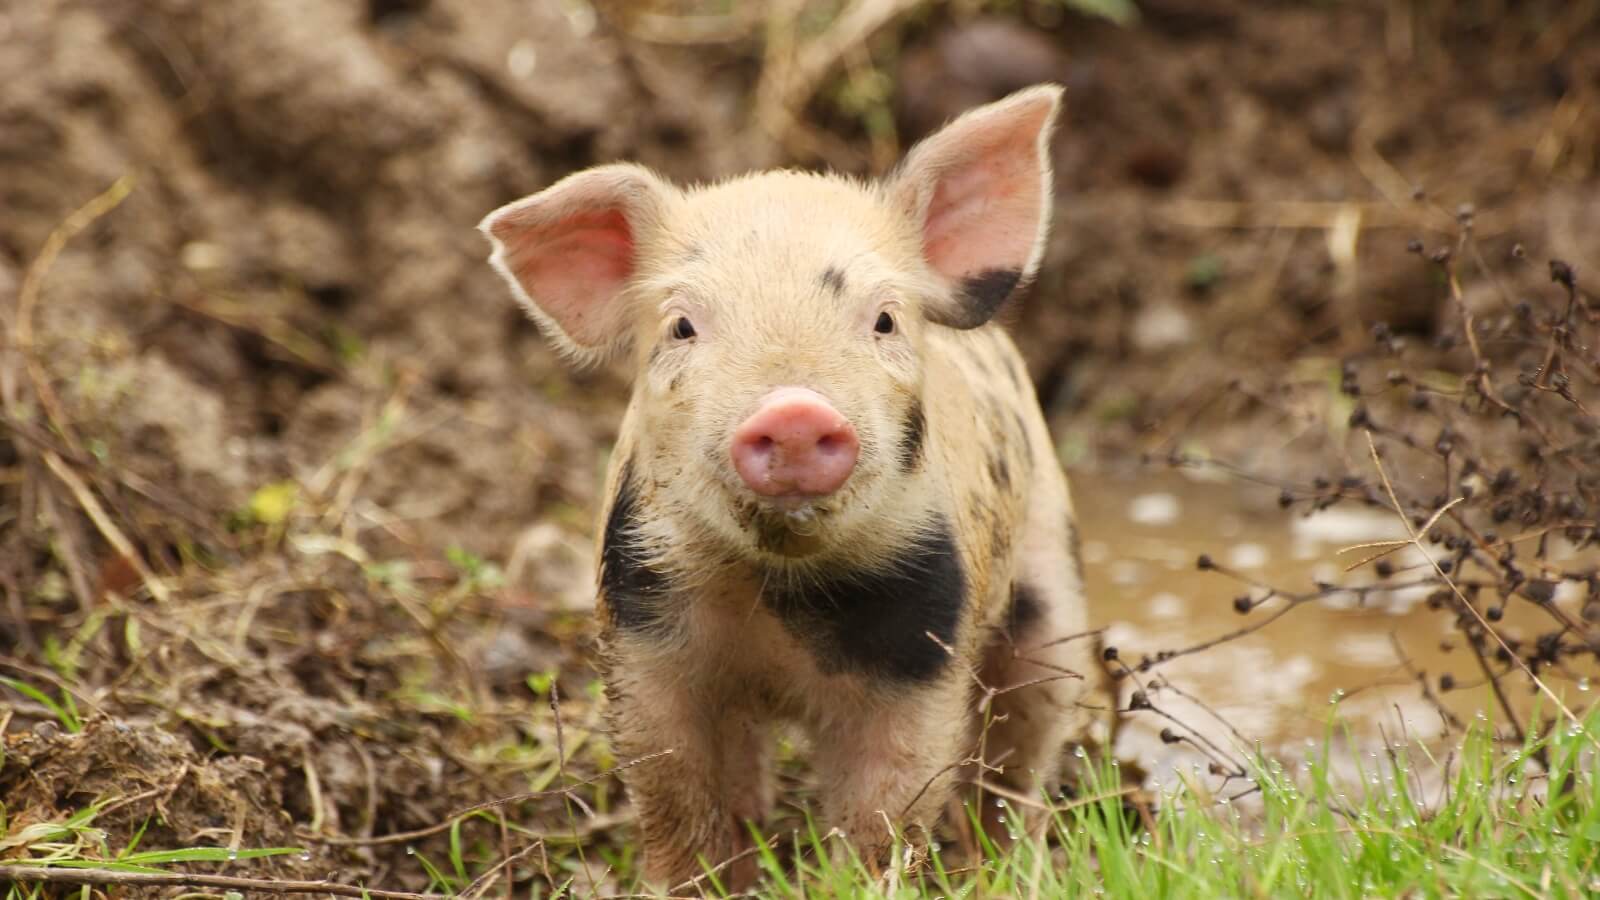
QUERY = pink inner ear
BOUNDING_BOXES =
[919,130,1044,283]
[498,208,635,340]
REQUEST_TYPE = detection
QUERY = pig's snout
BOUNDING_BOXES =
[731,388,860,498]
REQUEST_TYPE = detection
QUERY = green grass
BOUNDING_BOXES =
[723,707,1599,899]
[0,677,82,734]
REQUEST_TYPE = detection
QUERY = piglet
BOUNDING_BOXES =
[480,84,1094,889]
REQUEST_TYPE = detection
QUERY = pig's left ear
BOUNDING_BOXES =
[889,84,1062,329]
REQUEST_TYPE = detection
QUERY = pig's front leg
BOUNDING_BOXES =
[605,651,771,891]
[811,674,970,870]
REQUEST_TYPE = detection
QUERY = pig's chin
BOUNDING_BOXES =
[738,496,841,559]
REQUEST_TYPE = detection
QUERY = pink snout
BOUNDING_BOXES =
[731,388,860,497]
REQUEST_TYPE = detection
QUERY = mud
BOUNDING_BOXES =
[1075,472,1599,789]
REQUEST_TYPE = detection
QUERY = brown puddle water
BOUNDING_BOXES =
[1071,470,1598,785]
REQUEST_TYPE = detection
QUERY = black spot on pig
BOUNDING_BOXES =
[930,268,1023,329]
[600,463,674,635]
[987,453,1012,490]
[819,266,847,296]
[1007,582,1045,640]
[368,0,428,27]
[898,398,926,472]
[763,517,965,683]
[989,515,1011,564]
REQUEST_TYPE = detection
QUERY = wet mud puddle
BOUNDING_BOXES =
[1071,470,1598,785]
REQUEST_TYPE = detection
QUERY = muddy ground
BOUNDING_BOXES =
[2,0,1598,894]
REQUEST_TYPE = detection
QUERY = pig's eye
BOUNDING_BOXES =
[874,311,896,335]
[670,316,697,341]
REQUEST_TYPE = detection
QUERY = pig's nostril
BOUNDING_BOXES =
[816,432,850,457]
[756,435,775,451]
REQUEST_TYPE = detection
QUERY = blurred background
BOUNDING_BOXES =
[2,0,1597,892]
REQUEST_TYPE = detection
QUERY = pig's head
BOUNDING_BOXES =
[480,85,1060,562]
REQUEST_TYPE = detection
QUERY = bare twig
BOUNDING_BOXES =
[42,450,170,603]
[1363,431,1595,749]
[460,839,547,900]
[0,866,434,900]
[306,752,668,847]
[1148,676,1258,755]
[666,832,786,895]
[11,176,135,443]
[1387,633,1464,734]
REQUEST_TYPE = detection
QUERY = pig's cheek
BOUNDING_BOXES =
[870,336,921,387]
[642,351,691,400]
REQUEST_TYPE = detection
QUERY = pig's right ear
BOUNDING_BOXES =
[889,84,1063,330]
[479,164,673,362]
